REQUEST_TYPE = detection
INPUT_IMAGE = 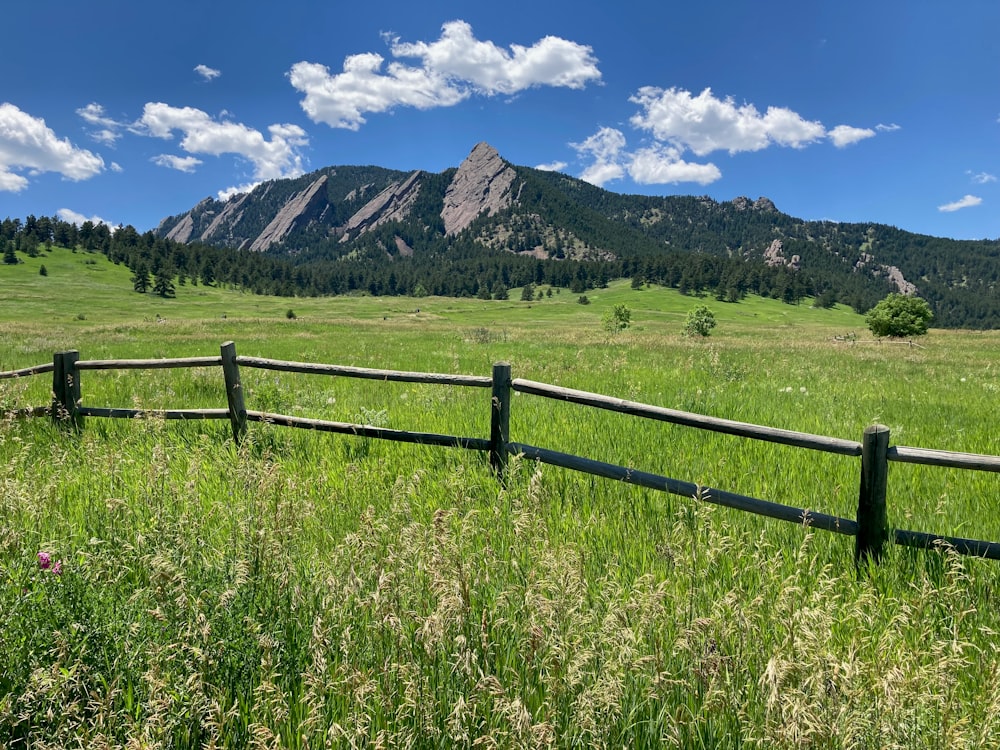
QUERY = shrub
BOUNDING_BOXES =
[577,295,590,305]
[865,293,933,338]
[602,304,631,335]
[683,305,717,337]
[286,309,297,320]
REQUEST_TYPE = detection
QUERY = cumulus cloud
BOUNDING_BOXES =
[195,64,221,81]
[0,103,104,192]
[289,20,601,130]
[151,154,203,173]
[570,126,721,187]
[571,127,626,186]
[627,144,721,185]
[629,87,826,156]
[57,208,115,227]
[535,160,568,172]
[137,102,308,182]
[938,194,982,212]
[829,124,876,147]
[568,86,888,187]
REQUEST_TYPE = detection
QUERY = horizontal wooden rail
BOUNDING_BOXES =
[237,355,493,387]
[894,528,1000,560]
[509,441,858,537]
[247,410,491,451]
[889,446,1000,473]
[76,356,223,371]
[0,362,54,379]
[78,407,231,420]
[7,343,999,568]
[1,406,50,418]
[512,379,863,456]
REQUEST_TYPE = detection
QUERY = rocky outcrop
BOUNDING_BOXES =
[886,266,918,295]
[441,142,517,236]
[729,196,777,212]
[164,212,195,243]
[248,175,328,252]
[340,171,422,240]
[763,239,800,270]
[202,192,250,245]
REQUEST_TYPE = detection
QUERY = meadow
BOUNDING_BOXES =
[2,245,1000,748]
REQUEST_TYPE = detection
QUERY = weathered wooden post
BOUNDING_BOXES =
[490,362,512,478]
[221,341,247,444]
[51,350,82,430]
[856,423,890,566]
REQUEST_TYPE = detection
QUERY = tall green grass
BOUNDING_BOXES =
[3,245,1000,747]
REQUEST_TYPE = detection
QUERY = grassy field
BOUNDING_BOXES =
[3,246,1000,748]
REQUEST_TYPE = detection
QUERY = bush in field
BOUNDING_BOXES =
[602,304,631,335]
[683,305,716,337]
[865,293,933,338]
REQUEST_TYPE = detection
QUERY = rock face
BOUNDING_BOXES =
[249,175,328,252]
[763,239,800,270]
[441,142,517,236]
[164,212,195,243]
[340,171,422,241]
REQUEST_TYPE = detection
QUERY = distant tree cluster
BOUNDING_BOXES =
[3,207,999,330]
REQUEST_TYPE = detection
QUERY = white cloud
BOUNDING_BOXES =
[938,194,982,212]
[829,124,876,148]
[571,127,626,186]
[390,20,601,95]
[195,64,221,81]
[289,20,600,130]
[77,102,125,146]
[629,87,825,156]
[57,208,115,227]
[627,145,721,185]
[0,103,104,192]
[876,123,901,132]
[217,182,259,201]
[535,160,568,172]
[970,171,996,184]
[137,102,308,181]
[151,154,204,173]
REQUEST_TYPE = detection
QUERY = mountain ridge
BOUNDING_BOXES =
[153,142,1000,327]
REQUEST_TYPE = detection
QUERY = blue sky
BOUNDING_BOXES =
[2,0,998,240]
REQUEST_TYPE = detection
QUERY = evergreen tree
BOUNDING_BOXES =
[153,267,176,298]
[2,242,17,265]
[131,264,151,293]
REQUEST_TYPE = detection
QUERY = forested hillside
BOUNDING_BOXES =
[5,142,1000,329]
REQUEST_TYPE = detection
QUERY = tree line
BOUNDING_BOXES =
[4,212,998,328]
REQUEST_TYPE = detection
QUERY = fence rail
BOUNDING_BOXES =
[2,341,998,566]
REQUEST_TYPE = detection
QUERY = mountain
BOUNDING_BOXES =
[155,143,1000,328]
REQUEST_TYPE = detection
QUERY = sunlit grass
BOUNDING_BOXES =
[3,245,1000,747]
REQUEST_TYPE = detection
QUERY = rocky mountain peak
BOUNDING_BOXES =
[440,142,518,236]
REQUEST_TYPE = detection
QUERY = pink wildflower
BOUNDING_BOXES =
[37,551,51,570]
[52,560,62,575]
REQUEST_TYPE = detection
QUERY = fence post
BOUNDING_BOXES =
[221,341,247,444]
[490,362,512,477]
[51,350,82,430]
[856,423,890,566]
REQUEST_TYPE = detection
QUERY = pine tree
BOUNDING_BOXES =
[153,267,176,298]
[131,264,151,293]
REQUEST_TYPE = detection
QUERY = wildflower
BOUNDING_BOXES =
[52,560,62,576]
[37,551,51,570]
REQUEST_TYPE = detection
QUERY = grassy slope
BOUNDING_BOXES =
[3,246,1000,747]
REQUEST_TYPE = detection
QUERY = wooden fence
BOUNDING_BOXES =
[3,340,1000,566]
